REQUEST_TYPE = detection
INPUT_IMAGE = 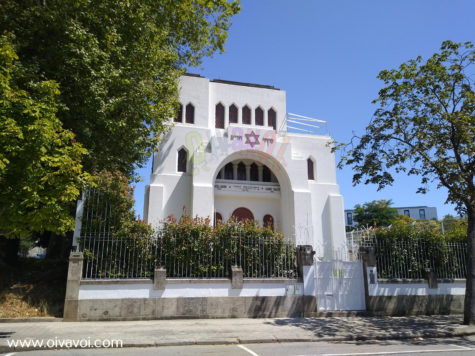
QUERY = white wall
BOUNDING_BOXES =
[78,281,304,299]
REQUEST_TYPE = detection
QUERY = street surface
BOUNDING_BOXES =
[3,337,475,356]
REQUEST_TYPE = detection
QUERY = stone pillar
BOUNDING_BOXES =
[232,163,238,181]
[63,252,83,321]
[231,266,243,289]
[154,267,166,290]
[359,246,375,311]
[245,164,251,181]
[258,165,263,182]
[297,245,316,296]
[425,268,438,289]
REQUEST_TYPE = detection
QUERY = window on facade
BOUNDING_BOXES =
[268,108,276,130]
[347,212,353,226]
[177,148,187,172]
[215,103,225,129]
[242,106,251,125]
[255,107,264,126]
[185,103,194,124]
[174,104,183,123]
[419,209,426,220]
[216,170,222,179]
[237,162,246,180]
[262,166,271,182]
[307,158,315,180]
[250,163,259,181]
[263,215,274,231]
[224,163,233,180]
[404,209,410,217]
[229,104,238,124]
[214,212,223,226]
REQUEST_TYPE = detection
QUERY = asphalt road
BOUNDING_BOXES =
[4,337,475,356]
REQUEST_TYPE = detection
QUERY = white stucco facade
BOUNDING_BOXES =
[144,74,347,259]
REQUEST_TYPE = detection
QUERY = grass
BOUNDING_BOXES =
[0,258,68,318]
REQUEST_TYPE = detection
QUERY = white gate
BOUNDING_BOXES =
[315,260,366,311]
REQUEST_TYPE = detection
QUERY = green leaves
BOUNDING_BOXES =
[0,37,92,238]
[339,41,475,216]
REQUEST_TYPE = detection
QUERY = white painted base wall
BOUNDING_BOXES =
[369,283,466,296]
[79,280,304,299]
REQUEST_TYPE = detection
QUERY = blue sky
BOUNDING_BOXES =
[133,0,475,220]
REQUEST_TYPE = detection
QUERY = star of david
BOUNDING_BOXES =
[245,131,260,148]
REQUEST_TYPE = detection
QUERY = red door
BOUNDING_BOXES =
[231,207,254,222]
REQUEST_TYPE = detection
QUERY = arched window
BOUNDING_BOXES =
[268,108,276,130]
[231,207,254,222]
[263,215,274,231]
[307,158,315,180]
[174,104,183,123]
[250,163,258,181]
[242,106,251,125]
[255,107,264,126]
[215,103,224,129]
[224,163,233,180]
[185,103,194,124]
[262,165,271,182]
[216,170,222,179]
[214,212,223,226]
[229,104,238,124]
[177,148,187,172]
[237,162,246,180]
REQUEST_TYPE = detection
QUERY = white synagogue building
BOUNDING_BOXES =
[144,74,347,259]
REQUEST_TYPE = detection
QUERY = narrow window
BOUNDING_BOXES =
[262,166,271,182]
[224,163,233,180]
[268,108,276,130]
[215,103,225,129]
[237,162,246,180]
[174,104,183,123]
[255,107,264,126]
[214,212,223,226]
[347,213,353,226]
[307,158,315,180]
[250,163,258,181]
[242,106,251,125]
[263,215,274,230]
[404,209,410,217]
[419,209,426,219]
[177,148,187,172]
[185,103,194,124]
[229,104,238,124]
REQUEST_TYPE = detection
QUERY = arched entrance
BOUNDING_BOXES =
[231,207,254,222]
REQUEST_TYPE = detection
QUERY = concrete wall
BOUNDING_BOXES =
[75,296,316,321]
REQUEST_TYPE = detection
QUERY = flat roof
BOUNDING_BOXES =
[183,72,279,90]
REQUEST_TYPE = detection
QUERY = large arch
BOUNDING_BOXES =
[212,149,294,241]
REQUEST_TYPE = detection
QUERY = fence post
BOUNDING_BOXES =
[153,267,166,290]
[231,266,243,289]
[425,268,438,289]
[359,246,376,311]
[297,245,316,296]
[63,252,83,321]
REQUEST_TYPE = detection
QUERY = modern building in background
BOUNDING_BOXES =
[345,206,438,228]
[144,74,347,259]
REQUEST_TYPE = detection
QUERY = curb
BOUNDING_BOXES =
[0,317,62,323]
[2,329,475,353]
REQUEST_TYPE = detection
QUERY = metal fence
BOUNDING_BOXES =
[80,233,299,280]
[358,239,467,279]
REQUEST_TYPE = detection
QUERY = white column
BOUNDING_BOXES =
[245,164,251,181]
[258,165,263,182]
[232,163,238,180]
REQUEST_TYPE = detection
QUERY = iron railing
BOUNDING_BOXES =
[356,239,467,279]
[79,233,299,280]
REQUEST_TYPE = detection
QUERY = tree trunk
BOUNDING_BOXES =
[464,206,475,324]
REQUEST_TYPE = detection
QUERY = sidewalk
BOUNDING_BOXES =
[1,315,475,352]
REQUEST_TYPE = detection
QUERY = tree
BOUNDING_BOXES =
[0,0,240,177]
[0,37,91,239]
[338,41,475,324]
[353,200,398,228]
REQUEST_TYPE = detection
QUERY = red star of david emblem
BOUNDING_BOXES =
[245,131,260,148]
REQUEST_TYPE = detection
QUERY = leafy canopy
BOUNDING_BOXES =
[1,0,240,176]
[339,41,475,216]
[0,37,91,238]
[353,199,398,228]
